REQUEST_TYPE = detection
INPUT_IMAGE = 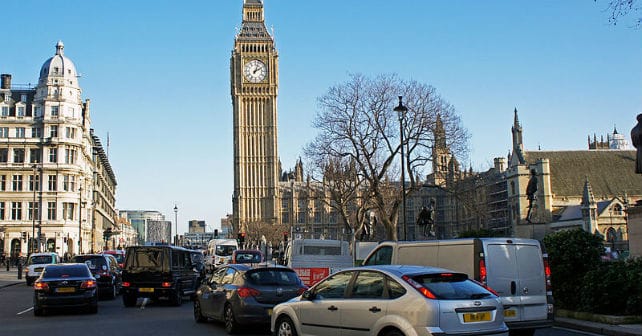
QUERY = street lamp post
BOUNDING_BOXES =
[79,184,83,254]
[31,165,38,253]
[174,204,178,246]
[394,96,408,241]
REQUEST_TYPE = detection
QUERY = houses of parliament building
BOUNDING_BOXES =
[233,0,640,252]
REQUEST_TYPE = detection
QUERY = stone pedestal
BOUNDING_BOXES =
[626,203,642,258]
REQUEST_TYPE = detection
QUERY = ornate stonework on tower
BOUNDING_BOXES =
[231,0,280,231]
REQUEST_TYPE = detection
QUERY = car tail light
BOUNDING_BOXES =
[401,275,436,299]
[237,287,260,298]
[543,254,552,292]
[80,280,97,289]
[479,259,487,285]
[34,281,49,291]
[161,282,172,288]
[122,281,131,287]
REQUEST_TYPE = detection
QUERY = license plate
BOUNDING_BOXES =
[463,311,491,322]
[139,288,154,293]
[267,308,272,316]
[56,287,76,293]
[504,309,517,318]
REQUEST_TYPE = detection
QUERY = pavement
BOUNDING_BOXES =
[0,266,640,336]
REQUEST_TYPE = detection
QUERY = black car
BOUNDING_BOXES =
[121,245,200,307]
[33,263,98,316]
[193,264,307,333]
[71,254,122,299]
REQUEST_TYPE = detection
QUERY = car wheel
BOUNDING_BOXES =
[170,286,183,306]
[510,329,535,336]
[88,304,98,314]
[274,316,297,336]
[123,294,137,307]
[193,299,206,323]
[107,283,117,300]
[224,304,239,334]
[383,328,404,336]
[33,307,44,316]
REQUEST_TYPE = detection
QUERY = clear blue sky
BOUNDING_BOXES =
[1,1,640,234]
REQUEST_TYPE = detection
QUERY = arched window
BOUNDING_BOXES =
[612,204,623,216]
[606,227,618,243]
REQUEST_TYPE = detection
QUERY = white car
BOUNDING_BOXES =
[24,252,60,286]
[271,265,509,336]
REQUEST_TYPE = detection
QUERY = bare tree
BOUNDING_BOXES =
[597,0,641,27]
[304,74,470,240]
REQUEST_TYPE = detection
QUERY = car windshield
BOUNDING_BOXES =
[246,269,300,286]
[71,256,107,271]
[235,252,262,263]
[43,265,90,278]
[28,255,53,265]
[215,245,236,256]
[125,247,165,270]
[411,273,493,300]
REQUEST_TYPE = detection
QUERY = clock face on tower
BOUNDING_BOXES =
[243,59,267,83]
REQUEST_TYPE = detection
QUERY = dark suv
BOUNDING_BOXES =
[71,254,122,299]
[121,245,200,307]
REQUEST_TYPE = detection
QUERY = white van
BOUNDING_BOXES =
[24,252,60,286]
[362,238,553,336]
[205,239,239,271]
[282,239,353,286]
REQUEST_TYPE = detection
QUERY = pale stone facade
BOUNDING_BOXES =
[0,41,117,258]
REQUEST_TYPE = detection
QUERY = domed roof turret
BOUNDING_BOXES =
[38,41,79,89]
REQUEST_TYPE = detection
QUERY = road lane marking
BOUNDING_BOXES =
[17,307,34,315]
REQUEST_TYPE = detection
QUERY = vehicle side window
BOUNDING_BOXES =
[171,251,181,269]
[386,275,406,299]
[350,271,385,299]
[221,267,236,284]
[210,267,226,284]
[364,246,392,265]
[314,271,353,299]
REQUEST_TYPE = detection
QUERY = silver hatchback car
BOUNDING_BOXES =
[271,265,508,336]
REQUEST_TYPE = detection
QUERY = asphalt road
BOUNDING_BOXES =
[0,283,270,336]
[0,283,595,336]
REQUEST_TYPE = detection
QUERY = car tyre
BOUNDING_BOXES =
[170,286,183,306]
[123,293,137,307]
[193,299,206,323]
[107,283,117,300]
[33,307,44,316]
[510,329,535,336]
[274,316,297,336]
[224,303,240,334]
[88,304,98,314]
[383,329,404,336]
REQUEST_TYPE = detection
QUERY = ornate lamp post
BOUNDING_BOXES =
[394,96,408,241]
[174,204,178,246]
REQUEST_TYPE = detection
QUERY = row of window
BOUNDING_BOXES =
[0,103,77,119]
[0,147,78,164]
[0,174,80,192]
[0,201,78,221]
[0,125,76,139]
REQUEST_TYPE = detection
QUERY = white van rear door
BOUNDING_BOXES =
[485,243,547,322]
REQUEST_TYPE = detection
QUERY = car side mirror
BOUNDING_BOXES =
[302,289,316,301]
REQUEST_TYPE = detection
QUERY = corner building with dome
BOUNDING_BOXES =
[0,41,118,259]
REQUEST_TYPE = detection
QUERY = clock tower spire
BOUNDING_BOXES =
[231,0,280,232]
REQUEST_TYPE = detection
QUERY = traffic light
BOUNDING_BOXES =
[283,232,288,242]
[240,232,246,243]
[214,229,219,238]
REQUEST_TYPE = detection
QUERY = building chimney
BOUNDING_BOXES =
[0,74,11,89]
[494,157,507,172]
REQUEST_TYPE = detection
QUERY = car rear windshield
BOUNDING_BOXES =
[43,265,90,278]
[125,247,166,270]
[105,253,125,263]
[412,273,494,300]
[236,252,262,263]
[215,245,236,257]
[71,256,107,270]
[28,255,54,265]
[246,269,300,286]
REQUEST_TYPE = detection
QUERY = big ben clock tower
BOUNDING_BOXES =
[231,0,280,232]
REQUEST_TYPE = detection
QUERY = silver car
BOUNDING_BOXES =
[271,265,508,336]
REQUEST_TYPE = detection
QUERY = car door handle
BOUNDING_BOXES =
[327,305,338,311]
[369,306,381,313]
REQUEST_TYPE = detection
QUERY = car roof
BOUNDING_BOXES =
[353,264,466,277]
[29,252,57,256]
